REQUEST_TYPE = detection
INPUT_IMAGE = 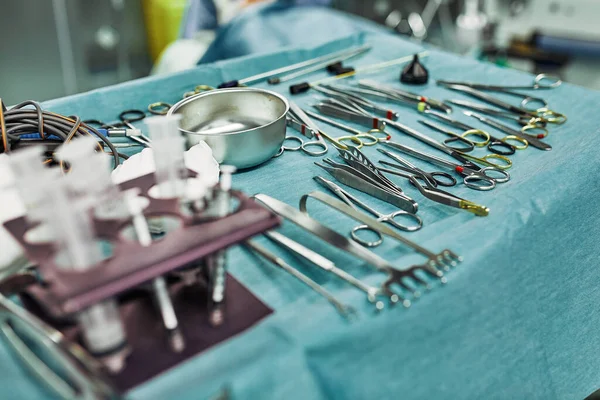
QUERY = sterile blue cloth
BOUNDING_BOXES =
[2,30,600,400]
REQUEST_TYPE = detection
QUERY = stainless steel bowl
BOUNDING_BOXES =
[167,87,289,169]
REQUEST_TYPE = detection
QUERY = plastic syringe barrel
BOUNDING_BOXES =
[145,115,187,198]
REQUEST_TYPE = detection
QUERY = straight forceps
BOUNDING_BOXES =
[283,101,329,156]
[437,75,566,124]
[314,84,400,120]
[315,176,422,248]
[420,109,522,155]
[303,110,381,149]
[464,112,552,151]
[382,141,510,191]
[377,150,489,216]
[358,79,453,114]
[313,99,388,132]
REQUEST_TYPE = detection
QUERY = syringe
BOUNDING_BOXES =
[144,115,187,199]
[56,136,128,219]
[123,189,184,353]
[43,173,129,373]
[205,165,236,326]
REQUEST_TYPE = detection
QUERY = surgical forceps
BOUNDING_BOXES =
[313,98,387,131]
[358,79,453,114]
[420,109,523,155]
[315,158,419,213]
[382,141,510,191]
[314,176,422,247]
[464,112,552,151]
[447,99,550,138]
[437,75,566,124]
[282,101,329,156]
[376,150,490,216]
[314,84,400,120]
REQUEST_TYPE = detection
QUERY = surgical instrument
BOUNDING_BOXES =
[314,176,422,248]
[0,287,119,400]
[382,141,510,191]
[437,79,566,124]
[315,84,399,120]
[464,112,552,151]
[268,45,371,84]
[290,51,429,94]
[377,151,457,188]
[417,121,513,170]
[124,189,184,352]
[313,99,387,131]
[303,110,382,148]
[297,191,461,271]
[253,194,451,300]
[244,240,358,320]
[264,230,394,309]
[437,73,561,109]
[447,99,548,129]
[315,158,419,213]
[377,153,489,216]
[420,109,521,155]
[358,79,453,114]
[418,120,481,153]
[337,146,410,198]
[285,101,330,156]
[218,44,371,88]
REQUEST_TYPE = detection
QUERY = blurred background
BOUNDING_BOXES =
[2,0,599,105]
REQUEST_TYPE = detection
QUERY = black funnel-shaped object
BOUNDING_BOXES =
[401,54,429,85]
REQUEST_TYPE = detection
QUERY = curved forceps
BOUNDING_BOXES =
[382,141,510,191]
[420,110,520,156]
[314,176,422,248]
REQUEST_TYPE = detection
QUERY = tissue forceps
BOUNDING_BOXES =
[314,159,419,213]
[313,99,387,131]
[382,141,510,191]
[420,110,523,155]
[314,176,422,248]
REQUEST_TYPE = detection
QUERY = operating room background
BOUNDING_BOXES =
[1,0,599,105]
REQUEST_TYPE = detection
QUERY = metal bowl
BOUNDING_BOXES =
[167,87,289,169]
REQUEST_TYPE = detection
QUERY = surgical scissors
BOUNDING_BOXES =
[315,176,422,247]
[417,121,513,170]
[376,151,490,216]
[382,141,510,191]
[447,99,550,137]
[464,112,552,151]
[437,75,566,124]
[377,149,457,188]
[303,110,384,149]
[420,109,525,155]
[282,101,329,156]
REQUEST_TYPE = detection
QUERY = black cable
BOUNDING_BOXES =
[0,101,121,168]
